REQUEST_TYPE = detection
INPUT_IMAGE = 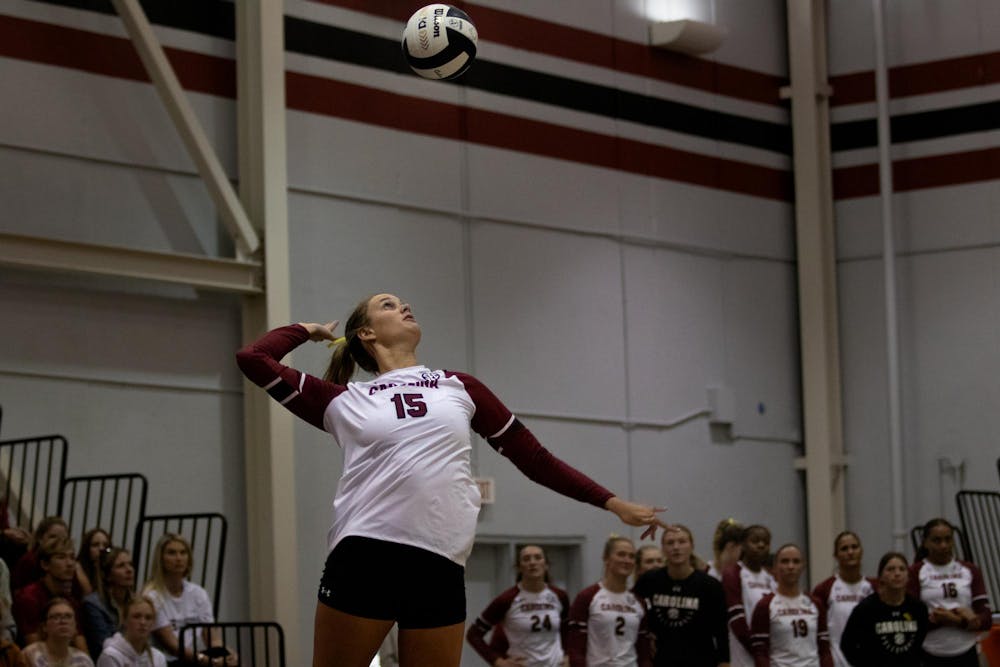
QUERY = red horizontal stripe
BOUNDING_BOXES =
[0,14,235,97]
[833,148,1000,199]
[310,0,786,106]
[830,50,1000,106]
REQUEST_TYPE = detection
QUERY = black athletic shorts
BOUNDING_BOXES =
[317,535,466,629]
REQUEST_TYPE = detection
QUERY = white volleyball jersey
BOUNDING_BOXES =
[237,325,613,568]
[911,559,990,657]
[322,366,488,563]
[751,593,829,667]
[723,562,776,667]
[812,575,875,667]
[568,583,645,667]
[475,585,568,667]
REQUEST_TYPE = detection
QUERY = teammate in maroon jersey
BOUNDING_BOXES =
[750,544,832,667]
[467,544,570,667]
[567,537,652,667]
[810,531,877,667]
[236,294,668,667]
[909,519,991,667]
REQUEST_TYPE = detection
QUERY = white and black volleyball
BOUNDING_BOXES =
[401,4,478,80]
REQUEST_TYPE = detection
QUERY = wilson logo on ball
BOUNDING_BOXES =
[401,4,478,80]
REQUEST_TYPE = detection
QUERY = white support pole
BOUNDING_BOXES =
[871,0,907,553]
[785,0,846,583]
[109,0,261,257]
[234,3,299,663]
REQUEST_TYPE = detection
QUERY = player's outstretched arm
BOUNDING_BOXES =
[604,497,669,541]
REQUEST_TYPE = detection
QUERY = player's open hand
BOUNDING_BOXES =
[604,497,668,540]
[298,321,340,343]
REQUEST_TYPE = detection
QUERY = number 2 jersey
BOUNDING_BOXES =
[468,584,570,667]
[566,583,650,667]
[236,324,614,566]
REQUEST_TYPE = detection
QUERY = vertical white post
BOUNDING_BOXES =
[785,0,846,582]
[236,3,300,664]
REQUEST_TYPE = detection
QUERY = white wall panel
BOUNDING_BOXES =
[898,249,1000,517]
[0,58,236,175]
[469,222,627,418]
[713,0,788,75]
[635,179,794,259]
[630,423,805,559]
[828,0,1000,75]
[466,146,624,236]
[623,245,725,422]
[287,111,466,214]
[838,259,894,572]
[722,259,801,441]
[0,148,223,255]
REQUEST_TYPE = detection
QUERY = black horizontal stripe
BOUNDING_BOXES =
[832,100,1000,151]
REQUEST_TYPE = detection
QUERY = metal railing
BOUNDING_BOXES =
[956,490,1000,609]
[0,435,67,531]
[179,622,285,667]
[60,473,148,550]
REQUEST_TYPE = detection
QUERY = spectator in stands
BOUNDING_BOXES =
[75,531,110,598]
[722,524,775,667]
[910,518,991,667]
[81,548,134,659]
[0,558,16,643]
[0,522,30,583]
[634,544,664,580]
[12,537,85,650]
[96,597,165,667]
[142,534,233,665]
[12,519,69,593]
[840,551,927,667]
[566,536,651,667]
[707,518,743,580]
[811,531,876,667]
[22,598,92,666]
[750,543,832,667]
[466,544,570,667]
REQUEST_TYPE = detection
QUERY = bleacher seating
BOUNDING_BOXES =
[0,435,67,531]
[60,473,148,551]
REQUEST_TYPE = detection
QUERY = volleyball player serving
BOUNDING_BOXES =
[236,293,668,667]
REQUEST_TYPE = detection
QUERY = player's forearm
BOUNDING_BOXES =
[236,324,309,385]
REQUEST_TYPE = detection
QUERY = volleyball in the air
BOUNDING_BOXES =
[401,4,478,80]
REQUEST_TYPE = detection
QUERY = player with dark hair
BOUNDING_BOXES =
[810,531,876,667]
[722,525,775,667]
[909,518,991,667]
[839,551,927,667]
[750,544,832,667]
[467,544,569,667]
[566,537,651,667]
[237,294,668,667]
[634,525,728,667]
